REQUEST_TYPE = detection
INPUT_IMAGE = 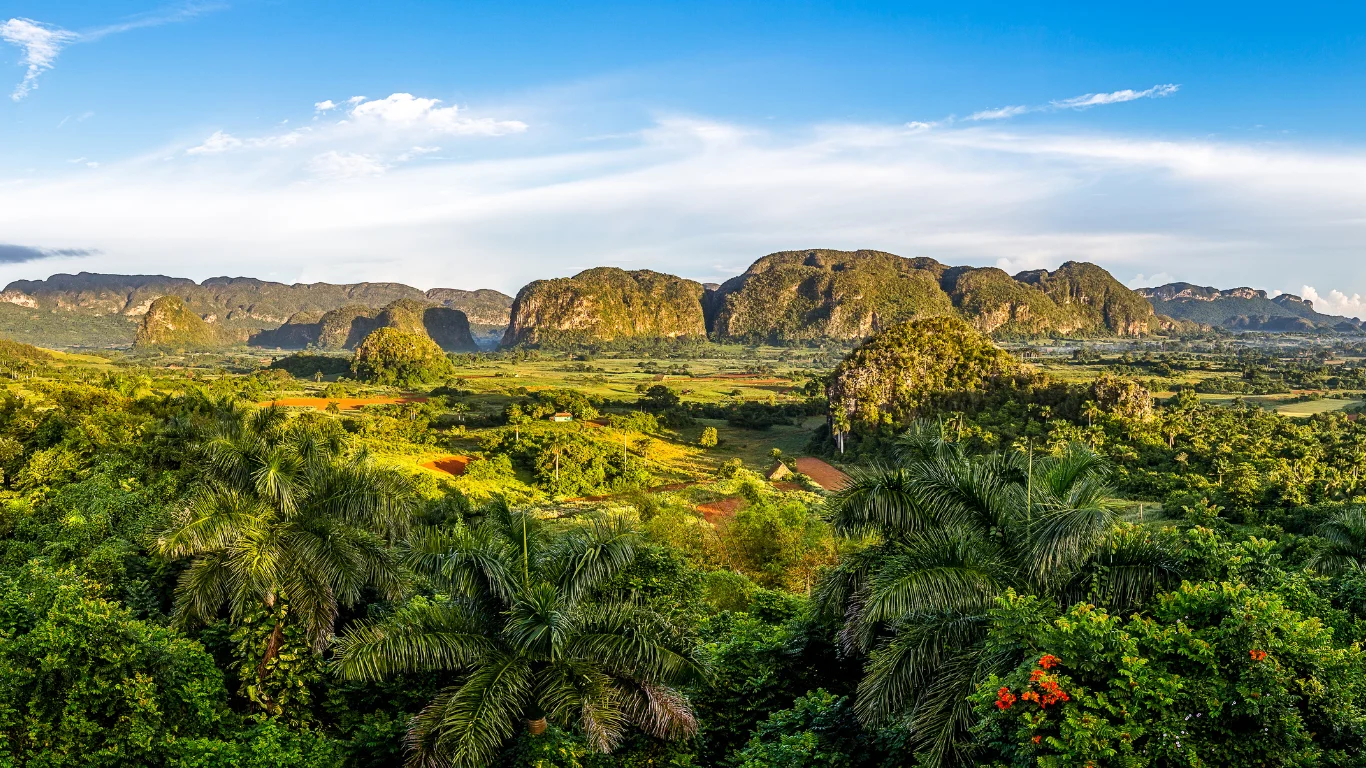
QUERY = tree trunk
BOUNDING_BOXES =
[253,617,285,711]
[527,717,548,736]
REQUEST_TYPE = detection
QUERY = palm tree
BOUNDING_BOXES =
[1309,507,1366,574]
[332,503,704,768]
[155,405,416,712]
[816,422,1178,766]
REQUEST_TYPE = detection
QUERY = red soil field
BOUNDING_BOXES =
[259,396,428,411]
[421,456,471,476]
[697,496,744,523]
[794,457,850,491]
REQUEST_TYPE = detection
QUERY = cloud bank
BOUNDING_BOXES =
[2,109,1364,296]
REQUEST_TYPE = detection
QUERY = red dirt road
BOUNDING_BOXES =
[260,396,428,411]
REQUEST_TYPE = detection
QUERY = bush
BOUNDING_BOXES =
[699,425,718,448]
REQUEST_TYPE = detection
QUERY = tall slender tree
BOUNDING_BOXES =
[333,504,705,768]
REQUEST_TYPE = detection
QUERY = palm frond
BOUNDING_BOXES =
[552,514,639,603]
[1310,507,1366,575]
[333,598,496,681]
[407,654,533,768]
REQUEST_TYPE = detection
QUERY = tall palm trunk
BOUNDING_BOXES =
[253,592,286,712]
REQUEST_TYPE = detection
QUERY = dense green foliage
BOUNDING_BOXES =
[351,328,457,385]
[2,318,1366,767]
[826,316,1019,431]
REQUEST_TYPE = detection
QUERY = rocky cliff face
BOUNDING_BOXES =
[132,296,225,349]
[421,288,514,327]
[707,250,1157,342]
[501,268,707,346]
[1013,261,1157,337]
[249,299,478,352]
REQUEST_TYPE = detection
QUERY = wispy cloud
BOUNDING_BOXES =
[966,83,1179,121]
[1052,84,1180,109]
[1,3,222,100]
[967,105,1030,121]
[0,19,76,100]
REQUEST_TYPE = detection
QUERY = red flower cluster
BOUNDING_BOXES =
[1020,678,1070,708]
[1038,654,1060,669]
[995,687,1017,710]
[1249,649,1268,661]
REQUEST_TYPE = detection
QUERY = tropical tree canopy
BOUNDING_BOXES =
[333,503,707,767]
[155,404,417,712]
[817,421,1180,766]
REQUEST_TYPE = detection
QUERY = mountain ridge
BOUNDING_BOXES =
[1136,282,1363,333]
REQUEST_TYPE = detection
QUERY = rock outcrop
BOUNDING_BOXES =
[249,300,478,352]
[502,268,707,346]
[132,296,223,349]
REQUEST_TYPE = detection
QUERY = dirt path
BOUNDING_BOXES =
[260,396,428,411]
[794,457,850,491]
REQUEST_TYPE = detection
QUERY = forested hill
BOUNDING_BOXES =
[0,273,513,348]
[18,256,1366,351]
[1137,282,1365,333]
[707,250,1177,343]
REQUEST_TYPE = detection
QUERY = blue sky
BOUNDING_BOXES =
[3,1,1366,315]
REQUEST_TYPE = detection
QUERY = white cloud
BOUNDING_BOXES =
[0,18,76,100]
[1127,272,1175,288]
[183,94,524,165]
[307,151,388,179]
[1052,84,1180,110]
[396,146,442,162]
[346,93,528,136]
[2,5,220,100]
[186,130,243,155]
[1299,286,1366,320]
[186,129,309,155]
[346,95,366,105]
[968,105,1031,121]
